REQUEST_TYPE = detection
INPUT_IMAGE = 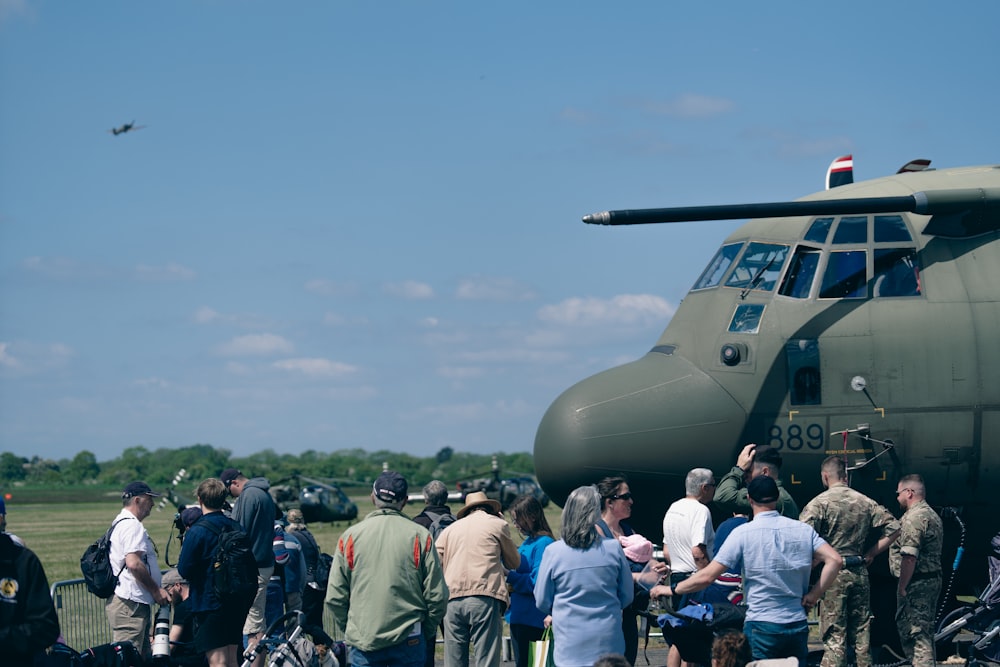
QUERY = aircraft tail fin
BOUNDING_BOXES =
[897,159,931,174]
[826,154,854,190]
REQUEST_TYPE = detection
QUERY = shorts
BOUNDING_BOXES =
[194,607,245,653]
[244,566,274,635]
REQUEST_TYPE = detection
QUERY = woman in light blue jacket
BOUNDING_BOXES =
[534,486,633,667]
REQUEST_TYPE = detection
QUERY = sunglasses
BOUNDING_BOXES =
[611,492,633,501]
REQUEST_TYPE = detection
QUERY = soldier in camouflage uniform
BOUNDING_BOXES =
[800,456,900,667]
[889,474,943,667]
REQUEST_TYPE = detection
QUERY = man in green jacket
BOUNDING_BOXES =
[714,444,800,518]
[326,471,448,667]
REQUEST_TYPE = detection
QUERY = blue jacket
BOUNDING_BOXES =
[282,530,306,595]
[177,511,246,612]
[535,539,633,667]
[506,534,554,628]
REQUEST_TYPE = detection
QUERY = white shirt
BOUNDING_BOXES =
[108,509,162,603]
[661,497,714,574]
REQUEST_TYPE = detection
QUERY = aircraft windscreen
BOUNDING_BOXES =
[692,243,742,290]
[725,243,789,292]
[779,247,822,299]
[820,250,867,298]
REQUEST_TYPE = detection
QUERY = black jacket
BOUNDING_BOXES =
[0,533,60,666]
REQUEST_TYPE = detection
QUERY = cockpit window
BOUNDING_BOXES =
[804,217,834,244]
[725,243,789,292]
[874,248,920,297]
[779,246,822,299]
[820,250,867,299]
[832,216,868,244]
[692,243,742,290]
[874,215,913,242]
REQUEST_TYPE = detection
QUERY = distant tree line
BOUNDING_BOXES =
[0,444,537,492]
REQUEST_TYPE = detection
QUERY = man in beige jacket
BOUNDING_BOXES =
[436,491,520,667]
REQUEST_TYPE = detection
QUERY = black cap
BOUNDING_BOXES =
[373,471,408,503]
[122,481,161,499]
[754,446,783,469]
[747,476,779,504]
[220,468,242,486]
[180,506,203,528]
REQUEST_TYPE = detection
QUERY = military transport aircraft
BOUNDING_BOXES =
[534,157,1000,597]
[108,120,145,135]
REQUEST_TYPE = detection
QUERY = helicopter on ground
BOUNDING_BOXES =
[410,456,549,511]
[108,120,145,136]
[534,157,1000,611]
[269,474,359,524]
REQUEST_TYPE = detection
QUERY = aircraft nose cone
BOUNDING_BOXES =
[534,351,746,508]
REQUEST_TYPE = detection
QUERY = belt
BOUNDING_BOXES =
[909,571,941,582]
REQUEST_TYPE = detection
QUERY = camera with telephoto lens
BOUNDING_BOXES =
[152,606,171,660]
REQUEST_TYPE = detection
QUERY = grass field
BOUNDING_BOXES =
[8,487,565,585]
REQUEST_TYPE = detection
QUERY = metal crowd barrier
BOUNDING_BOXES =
[50,578,113,651]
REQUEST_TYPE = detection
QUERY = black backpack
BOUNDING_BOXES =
[313,552,333,587]
[423,510,456,540]
[196,517,259,602]
[80,518,131,598]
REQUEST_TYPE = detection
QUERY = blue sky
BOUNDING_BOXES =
[3,2,1000,463]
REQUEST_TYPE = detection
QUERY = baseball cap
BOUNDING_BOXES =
[747,476,779,504]
[180,506,203,528]
[373,471,408,503]
[122,482,161,499]
[220,468,242,487]
[161,569,186,587]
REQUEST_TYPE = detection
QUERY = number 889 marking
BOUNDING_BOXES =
[767,423,824,450]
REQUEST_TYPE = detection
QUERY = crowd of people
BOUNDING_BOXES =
[0,447,948,667]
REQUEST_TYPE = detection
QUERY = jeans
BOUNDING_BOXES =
[744,619,809,667]
[350,634,424,667]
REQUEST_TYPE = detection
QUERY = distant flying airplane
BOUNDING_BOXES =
[108,121,145,136]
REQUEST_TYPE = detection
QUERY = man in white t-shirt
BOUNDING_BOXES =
[106,481,169,659]
[662,468,717,602]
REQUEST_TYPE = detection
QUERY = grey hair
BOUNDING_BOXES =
[686,468,715,496]
[423,480,449,506]
[561,485,601,549]
[373,495,406,511]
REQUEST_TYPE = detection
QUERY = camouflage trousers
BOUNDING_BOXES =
[896,577,941,667]
[819,567,871,667]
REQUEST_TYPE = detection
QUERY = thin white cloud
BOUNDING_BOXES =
[637,93,735,119]
[195,306,220,324]
[216,333,294,357]
[0,342,73,375]
[133,377,170,389]
[323,312,370,327]
[538,294,674,326]
[0,342,18,368]
[21,256,109,280]
[272,358,358,377]
[0,0,29,24]
[384,280,434,300]
[407,399,533,422]
[305,279,359,297]
[437,366,485,380]
[456,276,536,302]
[559,107,602,125]
[134,262,196,282]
